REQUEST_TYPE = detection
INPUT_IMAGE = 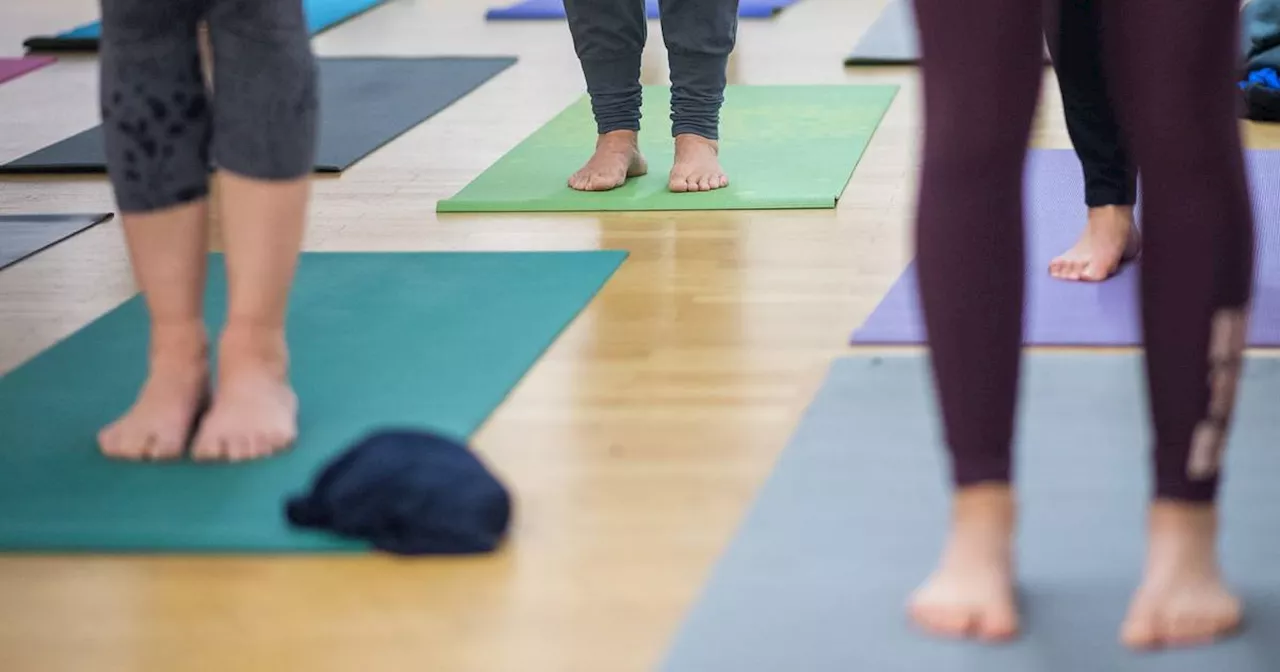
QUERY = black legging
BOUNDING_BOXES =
[1048,0,1136,208]
[913,0,1253,502]
[99,0,318,213]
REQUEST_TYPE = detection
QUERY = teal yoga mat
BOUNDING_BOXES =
[0,251,625,553]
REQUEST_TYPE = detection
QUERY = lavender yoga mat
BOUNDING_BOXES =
[0,57,54,85]
[486,0,793,20]
[853,149,1280,347]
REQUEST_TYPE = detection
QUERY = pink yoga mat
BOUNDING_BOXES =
[0,57,55,85]
[853,149,1280,347]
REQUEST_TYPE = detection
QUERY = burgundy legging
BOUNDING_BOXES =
[913,0,1254,502]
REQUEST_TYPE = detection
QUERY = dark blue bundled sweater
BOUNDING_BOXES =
[286,430,512,555]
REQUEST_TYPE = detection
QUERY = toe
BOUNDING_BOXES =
[1121,609,1160,649]
[145,434,183,461]
[1080,263,1105,282]
[717,174,729,189]
[696,175,712,191]
[937,607,977,638]
[978,603,1019,642]
[225,435,254,462]
[1048,258,1066,277]
[98,426,123,457]
[191,427,222,461]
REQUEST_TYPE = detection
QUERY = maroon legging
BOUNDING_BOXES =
[913,0,1254,502]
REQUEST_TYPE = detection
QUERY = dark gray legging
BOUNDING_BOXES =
[99,0,318,214]
[563,0,738,139]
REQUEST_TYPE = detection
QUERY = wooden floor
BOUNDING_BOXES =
[2,1,1278,670]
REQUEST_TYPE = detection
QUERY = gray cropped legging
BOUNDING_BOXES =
[99,0,318,214]
[563,0,739,139]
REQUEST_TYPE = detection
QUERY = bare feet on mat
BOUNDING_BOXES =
[191,324,297,462]
[99,322,209,460]
[1049,205,1140,282]
[568,130,648,191]
[1121,501,1242,650]
[668,134,728,192]
[908,484,1019,643]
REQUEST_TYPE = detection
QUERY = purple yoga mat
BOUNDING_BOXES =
[854,149,1280,347]
[486,0,792,20]
[0,57,55,85]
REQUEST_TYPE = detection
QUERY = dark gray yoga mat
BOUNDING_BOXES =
[845,0,920,66]
[664,354,1280,672]
[0,57,516,174]
[0,213,114,270]
[844,0,1050,66]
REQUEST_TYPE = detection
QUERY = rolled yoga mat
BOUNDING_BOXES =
[0,213,114,270]
[0,251,625,552]
[843,0,1050,67]
[22,0,391,52]
[0,57,516,175]
[853,149,1280,347]
[0,57,55,86]
[438,84,898,213]
[486,0,794,21]
[663,353,1280,672]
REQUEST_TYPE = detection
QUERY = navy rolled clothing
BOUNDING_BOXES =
[562,0,739,139]
[286,430,513,555]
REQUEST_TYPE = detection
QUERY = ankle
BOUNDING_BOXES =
[218,321,288,371]
[149,320,209,363]
[597,130,639,150]
[1087,204,1135,230]
[674,133,718,152]
[1144,500,1221,573]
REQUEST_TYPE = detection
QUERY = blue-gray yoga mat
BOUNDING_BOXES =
[0,251,624,553]
[853,149,1280,346]
[0,213,113,270]
[22,0,390,52]
[843,0,1049,66]
[0,57,515,175]
[486,0,794,20]
[663,354,1280,671]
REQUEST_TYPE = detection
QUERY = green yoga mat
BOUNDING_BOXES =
[0,251,625,553]
[437,85,898,213]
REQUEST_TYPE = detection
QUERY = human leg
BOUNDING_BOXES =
[96,0,213,460]
[906,0,1045,642]
[189,0,317,461]
[563,0,649,191]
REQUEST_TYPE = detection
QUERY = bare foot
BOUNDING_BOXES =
[668,134,729,193]
[1121,501,1242,650]
[568,130,648,191]
[191,324,297,462]
[99,322,209,460]
[908,484,1019,642]
[1049,205,1140,282]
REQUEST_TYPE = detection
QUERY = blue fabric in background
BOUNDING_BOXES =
[46,0,389,42]
[1242,67,1280,90]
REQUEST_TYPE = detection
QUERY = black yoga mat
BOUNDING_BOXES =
[0,58,516,175]
[0,213,114,270]
[664,354,1280,671]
